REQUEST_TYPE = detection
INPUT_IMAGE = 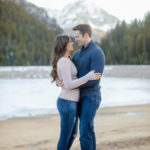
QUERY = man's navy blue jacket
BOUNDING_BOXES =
[72,40,105,97]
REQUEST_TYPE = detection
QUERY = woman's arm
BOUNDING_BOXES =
[58,59,96,90]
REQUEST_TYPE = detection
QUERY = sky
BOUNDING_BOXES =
[27,0,150,23]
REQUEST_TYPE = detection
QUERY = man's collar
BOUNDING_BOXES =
[81,40,93,51]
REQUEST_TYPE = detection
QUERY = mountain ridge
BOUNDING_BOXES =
[47,0,120,41]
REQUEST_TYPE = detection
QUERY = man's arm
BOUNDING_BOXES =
[79,49,105,89]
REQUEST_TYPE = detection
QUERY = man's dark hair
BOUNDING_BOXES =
[72,24,92,37]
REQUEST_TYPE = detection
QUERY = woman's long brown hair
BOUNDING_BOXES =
[50,35,70,82]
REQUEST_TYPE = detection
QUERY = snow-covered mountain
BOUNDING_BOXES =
[9,0,63,33]
[47,0,120,42]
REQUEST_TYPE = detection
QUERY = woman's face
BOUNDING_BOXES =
[66,39,73,52]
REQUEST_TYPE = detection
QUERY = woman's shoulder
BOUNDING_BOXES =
[57,57,71,66]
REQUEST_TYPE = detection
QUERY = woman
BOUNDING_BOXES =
[50,35,101,150]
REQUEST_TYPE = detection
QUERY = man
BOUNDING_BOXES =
[59,24,105,150]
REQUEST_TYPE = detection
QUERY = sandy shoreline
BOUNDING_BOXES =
[0,104,150,150]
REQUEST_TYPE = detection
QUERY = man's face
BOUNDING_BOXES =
[74,30,85,46]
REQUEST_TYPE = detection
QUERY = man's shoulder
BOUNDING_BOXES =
[89,44,105,60]
[90,44,103,54]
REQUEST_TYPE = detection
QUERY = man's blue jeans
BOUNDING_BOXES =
[57,97,78,150]
[78,95,101,150]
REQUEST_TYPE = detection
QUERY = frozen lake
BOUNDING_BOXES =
[0,77,150,120]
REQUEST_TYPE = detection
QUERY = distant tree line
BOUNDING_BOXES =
[100,12,150,64]
[0,0,150,66]
[0,0,62,66]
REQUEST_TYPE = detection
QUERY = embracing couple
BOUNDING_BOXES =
[50,24,105,150]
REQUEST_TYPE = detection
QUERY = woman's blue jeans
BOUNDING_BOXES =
[57,97,78,150]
